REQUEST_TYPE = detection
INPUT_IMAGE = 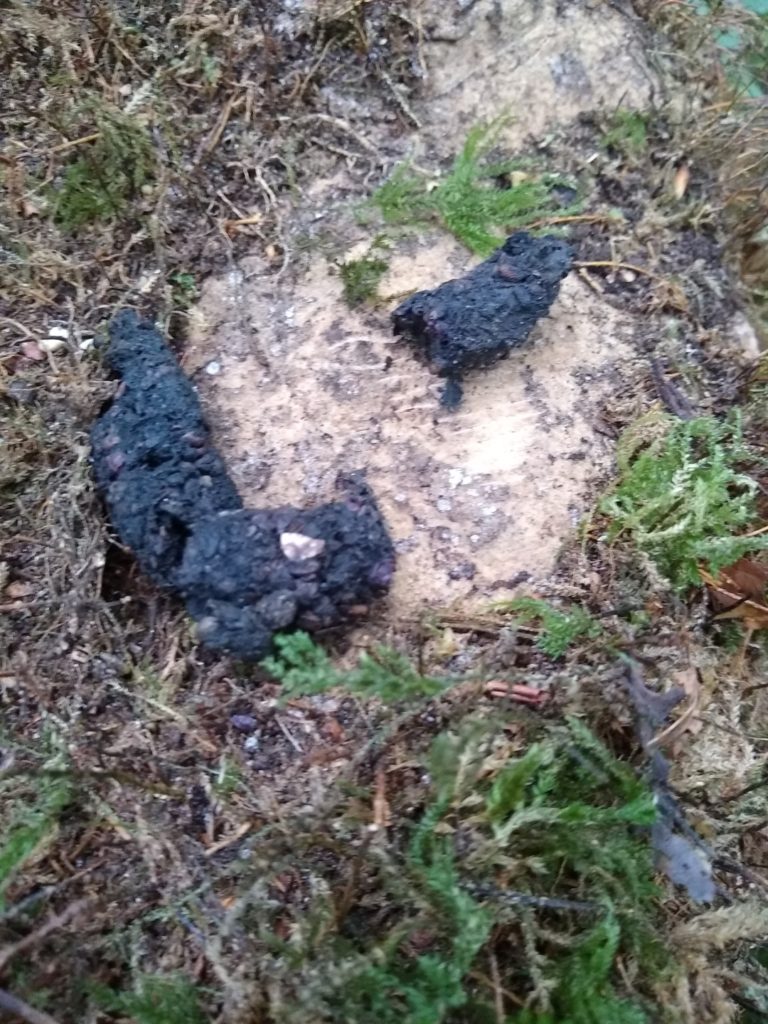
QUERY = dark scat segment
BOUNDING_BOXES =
[91,311,242,582]
[391,232,573,407]
[179,475,395,657]
[90,312,394,659]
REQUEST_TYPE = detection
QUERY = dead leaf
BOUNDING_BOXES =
[20,341,44,361]
[4,580,33,600]
[302,745,344,767]
[701,564,768,631]
[673,163,690,200]
[320,716,344,743]
[707,557,768,606]
[271,872,295,894]
[649,667,702,750]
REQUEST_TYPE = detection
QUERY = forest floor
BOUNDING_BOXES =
[1,2,768,1023]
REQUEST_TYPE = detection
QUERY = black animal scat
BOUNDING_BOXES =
[391,231,573,407]
[91,311,394,660]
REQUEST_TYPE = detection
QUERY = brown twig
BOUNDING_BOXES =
[525,213,622,230]
[198,91,244,161]
[574,259,662,281]
[489,950,505,1024]
[48,132,100,155]
[0,898,90,974]
[0,988,62,1024]
[287,113,378,154]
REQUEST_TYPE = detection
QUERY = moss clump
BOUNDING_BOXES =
[494,596,603,657]
[370,118,579,255]
[0,773,72,911]
[244,717,665,1023]
[601,413,768,590]
[52,99,154,230]
[89,974,207,1024]
[340,253,389,307]
[262,630,446,702]
[602,109,648,157]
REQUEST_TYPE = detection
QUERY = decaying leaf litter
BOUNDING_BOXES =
[2,1,768,1022]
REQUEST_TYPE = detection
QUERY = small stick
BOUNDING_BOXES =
[465,883,598,914]
[198,91,244,161]
[489,950,505,1024]
[0,317,37,341]
[0,989,62,1024]
[525,213,621,230]
[288,113,378,154]
[49,132,100,155]
[0,899,90,974]
[574,259,662,282]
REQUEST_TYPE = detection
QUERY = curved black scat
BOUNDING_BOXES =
[392,231,573,408]
[91,310,395,659]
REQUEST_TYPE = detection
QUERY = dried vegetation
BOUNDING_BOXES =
[1,1,768,1022]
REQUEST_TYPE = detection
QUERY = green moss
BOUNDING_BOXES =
[514,918,650,1024]
[170,271,198,309]
[89,974,208,1024]
[52,99,154,230]
[494,596,603,657]
[262,630,447,702]
[259,642,665,1022]
[0,774,73,912]
[370,118,579,255]
[340,254,389,307]
[225,679,667,1022]
[601,413,768,590]
[602,109,648,157]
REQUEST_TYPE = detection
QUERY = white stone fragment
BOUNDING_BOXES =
[280,532,326,561]
[40,324,69,352]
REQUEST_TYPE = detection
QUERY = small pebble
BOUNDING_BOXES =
[205,360,221,376]
[40,325,69,353]
[230,714,258,733]
[243,735,260,752]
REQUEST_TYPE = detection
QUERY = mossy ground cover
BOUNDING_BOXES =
[1,2,768,1022]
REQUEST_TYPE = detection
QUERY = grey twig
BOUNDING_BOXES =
[465,882,599,914]
[0,988,63,1024]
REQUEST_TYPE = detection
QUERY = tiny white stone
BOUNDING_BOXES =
[280,532,325,561]
[39,336,67,353]
[436,497,452,512]
[243,735,259,752]
[205,360,221,376]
